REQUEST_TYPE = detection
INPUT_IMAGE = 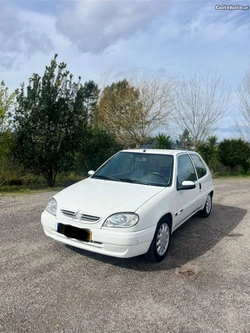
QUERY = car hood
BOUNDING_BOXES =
[54,178,165,218]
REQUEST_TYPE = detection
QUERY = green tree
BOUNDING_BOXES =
[153,133,172,149]
[176,129,194,150]
[198,136,220,173]
[82,80,100,124]
[76,126,122,173]
[218,139,250,173]
[12,55,88,187]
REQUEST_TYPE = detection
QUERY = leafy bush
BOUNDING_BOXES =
[153,133,172,149]
[56,172,83,187]
[218,139,250,174]
[75,126,122,173]
[21,174,46,186]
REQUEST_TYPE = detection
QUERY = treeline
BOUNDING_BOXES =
[152,132,250,176]
[0,55,250,188]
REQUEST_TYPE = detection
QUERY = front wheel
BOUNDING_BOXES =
[199,193,212,217]
[145,219,171,262]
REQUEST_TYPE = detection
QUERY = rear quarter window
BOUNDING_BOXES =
[190,154,207,179]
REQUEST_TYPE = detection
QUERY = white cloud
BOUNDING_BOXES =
[0,6,107,92]
[1,0,250,142]
[55,0,170,54]
[0,2,54,70]
[155,1,250,44]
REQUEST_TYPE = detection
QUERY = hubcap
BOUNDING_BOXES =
[156,223,170,256]
[206,195,212,214]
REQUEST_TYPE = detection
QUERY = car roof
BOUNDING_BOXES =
[122,149,197,156]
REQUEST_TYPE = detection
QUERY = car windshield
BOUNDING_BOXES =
[92,152,173,187]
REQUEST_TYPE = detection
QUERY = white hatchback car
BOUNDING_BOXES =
[41,149,214,262]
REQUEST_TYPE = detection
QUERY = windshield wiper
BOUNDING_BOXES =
[112,177,149,184]
[93,175,133,182]
[92,175,113,180]
[93,175,166,186]
[111,177,134,183]
[114,177,167,187]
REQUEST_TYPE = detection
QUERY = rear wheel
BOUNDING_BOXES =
[145,219,171,262]
[199,193,212,217]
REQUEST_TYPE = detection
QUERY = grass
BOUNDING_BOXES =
[0,186,64,196]
[214,173,250,179]
[0,169,86,194]
[0,172,249,196]
[0,172,84,195]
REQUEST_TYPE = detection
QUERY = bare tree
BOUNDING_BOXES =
[129,69,174,147]
[236,68,250,141]
[96,69,174,148]
[0,81,16,168]
[171,73,231,150]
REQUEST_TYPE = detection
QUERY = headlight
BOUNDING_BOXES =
[46,198,57,216]
[103,213,139,228]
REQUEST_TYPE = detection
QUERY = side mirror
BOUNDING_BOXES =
[177,180,196,191]
[88,170,95,177]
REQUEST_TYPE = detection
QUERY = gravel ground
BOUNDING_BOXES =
[0,178,250,333]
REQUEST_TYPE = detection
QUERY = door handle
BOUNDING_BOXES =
[199,183,201,190]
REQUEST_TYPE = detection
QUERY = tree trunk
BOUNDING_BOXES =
[47,169,55,187]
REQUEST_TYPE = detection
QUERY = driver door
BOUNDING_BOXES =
[174,154,200,228]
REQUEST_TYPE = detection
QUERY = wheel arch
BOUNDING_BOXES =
[158,213,173,233]
[202,190,213,208]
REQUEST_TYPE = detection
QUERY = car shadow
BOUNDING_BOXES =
[66,203,247,271]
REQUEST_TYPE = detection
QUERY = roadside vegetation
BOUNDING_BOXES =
[0,55,250,192]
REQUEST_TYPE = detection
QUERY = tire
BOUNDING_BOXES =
[145,219,171,262]
[199,193,212,217]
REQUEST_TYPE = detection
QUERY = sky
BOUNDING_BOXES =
[0,0,250,139]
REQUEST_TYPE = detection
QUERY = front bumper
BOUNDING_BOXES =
[41,211,155,258]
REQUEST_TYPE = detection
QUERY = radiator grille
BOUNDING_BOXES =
[61,209,100,223]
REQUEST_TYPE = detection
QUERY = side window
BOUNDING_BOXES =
[177,154,197,186]
[190,154,207,179]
